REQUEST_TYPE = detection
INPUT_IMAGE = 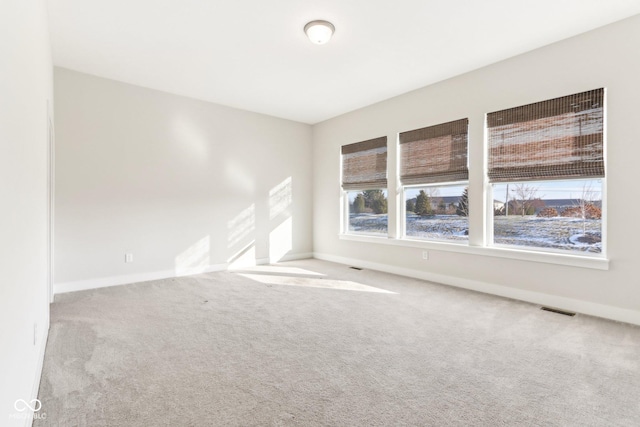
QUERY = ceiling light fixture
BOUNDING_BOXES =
[304,20,335,45]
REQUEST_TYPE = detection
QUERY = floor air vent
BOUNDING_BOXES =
[540,306,576,317]
[349,267,363,270]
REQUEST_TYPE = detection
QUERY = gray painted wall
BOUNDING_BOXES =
[54,68,313,289]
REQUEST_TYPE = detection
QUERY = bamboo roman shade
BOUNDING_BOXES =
[341,137,387,190]
[487,88,605,183]
[399,118,469,185]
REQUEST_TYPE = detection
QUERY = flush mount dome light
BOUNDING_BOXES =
[304,20,335,45]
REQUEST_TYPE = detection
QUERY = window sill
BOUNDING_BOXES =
[338,233,609,270]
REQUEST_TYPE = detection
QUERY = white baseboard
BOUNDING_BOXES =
[313,252,640,326]
[259,252,314,265]
[54,252,314,295]
[54,263,228,294]
[25,314,49,427]
[275,252,314,263]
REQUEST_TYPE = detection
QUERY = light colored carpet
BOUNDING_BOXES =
[36,259,640,426]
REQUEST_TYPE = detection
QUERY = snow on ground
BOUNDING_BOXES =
[348,214,388,236]
[349,214,601,253]
[405,214,468,241]
[349,214,468,241]
[494,216,601,253]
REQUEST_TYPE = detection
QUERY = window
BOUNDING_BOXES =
[399,119,469,242]
[487,88,605,254]
[404,184,469,241]
[341,137,388,236]
[492,179,602,253]
[346,189,388,235]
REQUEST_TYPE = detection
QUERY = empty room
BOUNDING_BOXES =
[3,0,640,425]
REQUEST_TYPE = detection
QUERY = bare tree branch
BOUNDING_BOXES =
[510,184,541,216]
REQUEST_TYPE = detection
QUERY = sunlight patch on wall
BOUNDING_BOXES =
[228,204,255,248]
[175,236,210,275]
[269,177,292,220]
[269,217,292,263]
[228,242,257,269]
[238,273,395,294]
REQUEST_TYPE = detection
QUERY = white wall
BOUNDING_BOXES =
[313,15,640,324]
[0,0,53,425]
[54,68,313,292]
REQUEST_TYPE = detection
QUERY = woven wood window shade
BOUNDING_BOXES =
[487,88,605,183]
[399,118,469,185]
[341,137,387,190]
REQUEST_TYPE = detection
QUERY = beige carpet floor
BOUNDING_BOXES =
[36,259,640,426]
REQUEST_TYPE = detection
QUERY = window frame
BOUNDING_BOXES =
[339,136,389,237]
[484,88,607,258]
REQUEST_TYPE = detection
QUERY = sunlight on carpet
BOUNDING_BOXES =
[230,265,326,276]
[238,273,395,293]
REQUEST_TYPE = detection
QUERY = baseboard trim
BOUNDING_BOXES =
[54,264,228,294]
[275,252,314,263]
[25,314,49,427]
[313,252,640,326]
[54,252,315,295]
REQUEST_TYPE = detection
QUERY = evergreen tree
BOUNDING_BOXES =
[372,197,388,214]
[415,190,433,216]
[361,189,387,214]
[456,187,469,216]
[362,190,383,208]
[406,199,416,213]
[352,194,365,213]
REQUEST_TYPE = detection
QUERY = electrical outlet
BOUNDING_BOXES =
[125,253,133,263]
[33,323,37,346]
[422,251,429,260]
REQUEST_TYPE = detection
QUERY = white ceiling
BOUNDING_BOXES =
[47,1,640,124]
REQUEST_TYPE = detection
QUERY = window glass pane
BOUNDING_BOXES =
[347,189,388,236]
[492,179,602,253]
[405,184,469,242]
